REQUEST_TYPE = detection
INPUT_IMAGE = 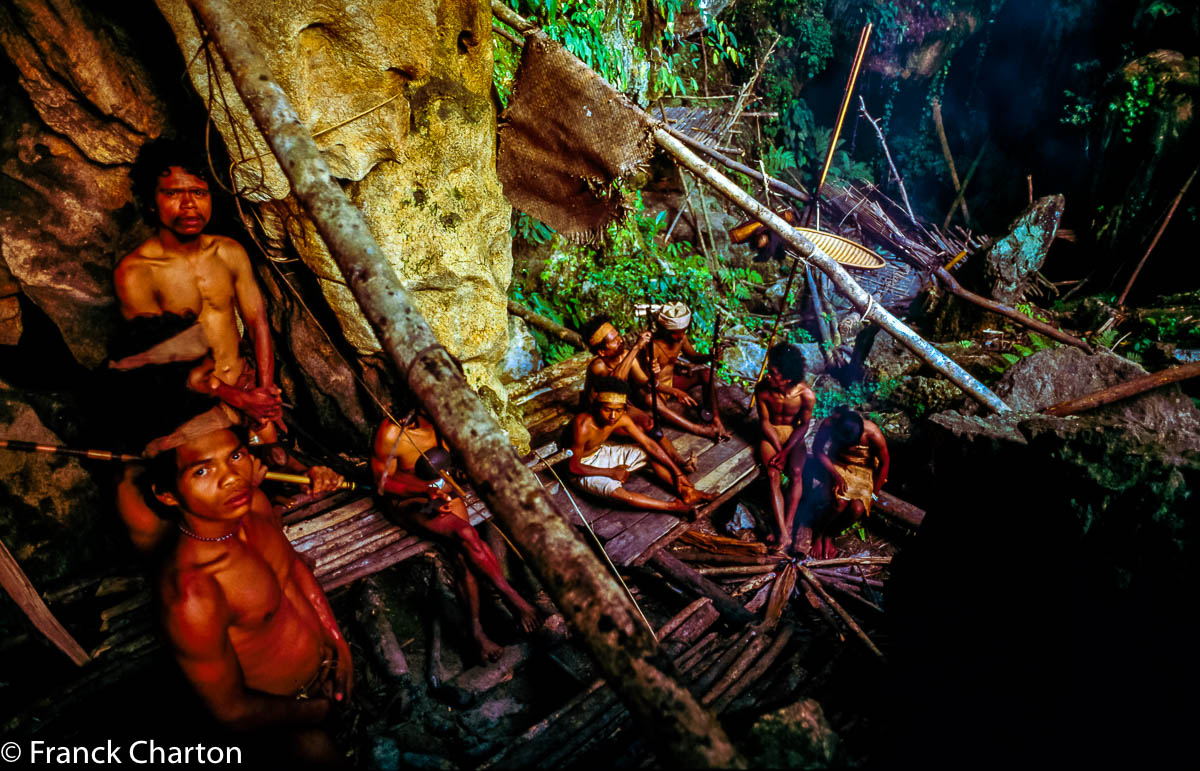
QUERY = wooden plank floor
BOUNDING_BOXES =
[283,352,760,588]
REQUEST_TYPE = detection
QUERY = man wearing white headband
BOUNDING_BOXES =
[640,302,731,442]
[567,377,715,515]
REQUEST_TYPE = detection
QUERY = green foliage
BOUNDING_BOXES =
[1146,1,1179,18]
[512,212,556,245]
[508,286,579,365]
[1109,75,1157,142]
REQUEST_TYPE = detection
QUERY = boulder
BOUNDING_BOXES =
[982,194,1064,304]
[744,698,843,769]
[865,332,923,381]
[994,346,1200,443]
[0,381,119,589]
[499,315,543,385]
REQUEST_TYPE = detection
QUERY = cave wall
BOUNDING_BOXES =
[152,0,528,446]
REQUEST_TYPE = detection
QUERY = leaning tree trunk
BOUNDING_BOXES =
[185,0,743,766]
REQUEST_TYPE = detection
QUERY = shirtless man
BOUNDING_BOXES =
[371,411,538,663]
[812,406,890,559]
[150,427,351,756]
[754,343,816,553]
[568,377,715,515]
[114,139,281,425]
[644,302,730,442]
[580,315,696,472]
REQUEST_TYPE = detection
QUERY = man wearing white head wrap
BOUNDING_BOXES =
[656,301,693,331]
[639,302,731,442]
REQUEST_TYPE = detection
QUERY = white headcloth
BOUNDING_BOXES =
[656,301,692,331]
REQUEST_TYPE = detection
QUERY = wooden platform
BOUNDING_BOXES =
[281,350,760,586]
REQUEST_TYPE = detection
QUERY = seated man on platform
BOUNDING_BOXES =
[811,406,890,559]
[568,377,715,516]
[371,410,539,663]
[754,343,816,553]
[147,425,351,758]
[580,314,696,472]
[643,302,730,442]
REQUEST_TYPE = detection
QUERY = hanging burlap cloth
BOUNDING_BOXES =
[497,33,653,241]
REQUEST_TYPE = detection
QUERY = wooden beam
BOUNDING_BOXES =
[0,539,89,666]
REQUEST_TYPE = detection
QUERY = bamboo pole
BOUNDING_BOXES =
[187,2,741,765]
[931,98,969,225]
[653,128,1011,413]
[663,127,809,203]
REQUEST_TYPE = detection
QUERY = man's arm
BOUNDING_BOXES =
[780,389,816,455]
[620,416,684,481]
[225,240,276,391]
[866,423,890,493]
[756,388,783,453]
[163,572,328,730]
[611,331,652,380]
[286,551,353,701]
[812,421,846,495]
[567,417,627,481]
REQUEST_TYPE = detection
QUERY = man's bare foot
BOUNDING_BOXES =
[475,634,504,664]
[668,500,702,520]
[776,536,792,554]
[712,422,732,443]
[681,453,699,473]
[514,601,540,634]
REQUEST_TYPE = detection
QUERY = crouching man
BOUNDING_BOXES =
[149,427,351,758]
[568,377,715,516]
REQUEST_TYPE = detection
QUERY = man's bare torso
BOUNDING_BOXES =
[116,233,246,387]
[759,382,815,427]
[162,495,325,696]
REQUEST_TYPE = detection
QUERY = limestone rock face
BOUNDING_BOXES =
[0,260,20,346]
[983,194,1064,305]
[154,0,522,444]
[499,315,542,385]
[0,0,164,368]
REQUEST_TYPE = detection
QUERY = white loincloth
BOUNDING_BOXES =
[574,443,647,497]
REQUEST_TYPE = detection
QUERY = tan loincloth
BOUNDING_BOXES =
[833,443,874,514]
[770,423,794,443]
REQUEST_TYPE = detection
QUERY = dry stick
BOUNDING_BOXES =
[942,142,987,230]
[507,300,585,348]
[665,127,809,203]
[1042,361,1200,417]
[859,96,915,225]
[1117,166,1198,306]
[650,552,758,626]
[930,98,969,226]
[730,571,777,597]
[805,264,836,369]
[933,267,1093,352]
[802,556,891,569]
[196,2,740,764]
[702,632,771,706]
[652,131,1010,413]
[711,624,794,713]
[680,172,719,278]
[658,597,711,641]
[697,564,780,577]
[717,35,779,146]
[797,564,884,659]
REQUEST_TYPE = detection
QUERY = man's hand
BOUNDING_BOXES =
[249,454,269,487]
[305,466,344,496]
[634,331,652,349]
[671,388,697,407]
[239,385,283,421]
[831,471,848,498]
[428,484,452,504]
[608,465,631,484]
[767,450,788,471]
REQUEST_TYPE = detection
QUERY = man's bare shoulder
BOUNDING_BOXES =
[587,357,608,376]
[114,237,163,276]
[211,235,250,263]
